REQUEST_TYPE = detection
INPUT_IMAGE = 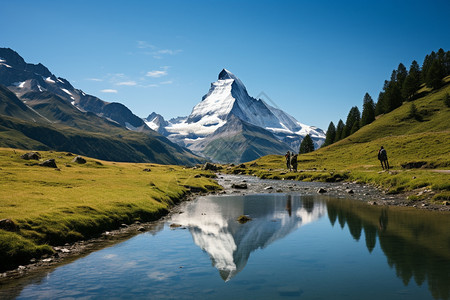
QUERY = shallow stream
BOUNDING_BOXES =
[1,192,449,299]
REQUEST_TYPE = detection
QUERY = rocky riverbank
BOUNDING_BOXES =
[216,174,450,211]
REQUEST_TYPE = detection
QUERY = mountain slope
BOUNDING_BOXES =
[191,115,292,163]
[0,84,204,165]
[0,47,150,132]
[0,114,203,164]
[0,85,45,122]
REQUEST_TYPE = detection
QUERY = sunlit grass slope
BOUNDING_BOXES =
[227,82,450,200]
[0,148,220,271]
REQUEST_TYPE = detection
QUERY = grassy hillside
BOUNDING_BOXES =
[225,81,450,202]
[0,148,220,271]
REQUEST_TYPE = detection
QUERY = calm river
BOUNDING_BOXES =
[2,193,450,299]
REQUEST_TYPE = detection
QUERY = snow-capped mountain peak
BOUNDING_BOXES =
[152,69,325,162]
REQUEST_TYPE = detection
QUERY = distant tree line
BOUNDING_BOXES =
[322,48,450,147]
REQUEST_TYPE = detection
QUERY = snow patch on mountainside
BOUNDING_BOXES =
[167,115,227,136]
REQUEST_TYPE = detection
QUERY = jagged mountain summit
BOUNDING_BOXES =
[146,69,325,163]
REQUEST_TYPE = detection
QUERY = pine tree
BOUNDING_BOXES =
[343,106,361,137]
[402,60,421,100]
[408,102,420,120]
[323,121,336,147]
[384,80,403,112]
[408,102,417,118]
[444,50,450,76]
[360,93,375,126]
[350,121,360,134]
[422,52,436,79]
[299,134,315,154]
[375,91,385,116]
[396,63,408,90]
[426,59,444,89]
[334,119,344,142]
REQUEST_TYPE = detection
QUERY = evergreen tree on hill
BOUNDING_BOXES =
[343,106,361,137]
[323,121,336,147]
[384,78,403,112]
[402,60,421,100]
[443,50,450,76]
[361,93,375,127]
[334,119,345,142]
[299,134,315,154]
[422,51,436,78]
[396,63,408,90]
[426,59,445,89]
[375,91,386,116]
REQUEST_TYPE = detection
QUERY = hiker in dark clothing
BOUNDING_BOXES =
[291,153,298,172]
[285,151,291,171]
[378,146,389,170]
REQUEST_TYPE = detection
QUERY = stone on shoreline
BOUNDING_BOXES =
[232,183,248,189]
[317,188,327,193]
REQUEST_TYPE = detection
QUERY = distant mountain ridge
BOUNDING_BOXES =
[0,48,150,132]
[145,69,325,163]
[0,48,204,165]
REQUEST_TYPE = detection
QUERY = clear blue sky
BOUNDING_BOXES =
[1,0,449,130]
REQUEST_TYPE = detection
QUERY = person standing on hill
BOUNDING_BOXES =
[378,146,389,170]
[285,151,291,171]
[291,153,298,172]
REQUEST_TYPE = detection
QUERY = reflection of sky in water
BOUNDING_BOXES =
[12,194,449,300]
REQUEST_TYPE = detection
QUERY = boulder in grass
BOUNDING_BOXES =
[203,162,219,171]
[0,219,18,232]
[72,156,86,164]
[40,159,57,168]
[21,152,41,160]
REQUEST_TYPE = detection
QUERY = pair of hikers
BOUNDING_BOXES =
[285,151,298,172]
[377,146,389,170]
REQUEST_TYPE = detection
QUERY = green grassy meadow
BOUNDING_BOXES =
[226,82,450,201]
[0,148,220,271]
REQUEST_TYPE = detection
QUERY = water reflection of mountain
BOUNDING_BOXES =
[327,199,450,300]
[170,194,326,281]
